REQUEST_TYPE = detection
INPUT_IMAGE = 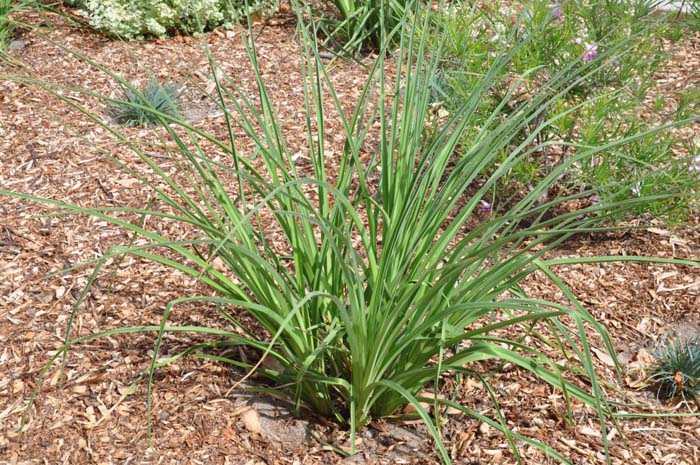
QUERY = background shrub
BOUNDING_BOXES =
[318,0,410,54]
[422,0,698,224]
[66,0,277,39]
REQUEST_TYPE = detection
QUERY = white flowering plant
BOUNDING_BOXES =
[70,0,276,39]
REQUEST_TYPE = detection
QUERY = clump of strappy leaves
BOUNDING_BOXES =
[649,337,700,404]
[110,77,181,127]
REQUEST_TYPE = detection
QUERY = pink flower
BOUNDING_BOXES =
[550,3,563,20]
[479,200,492,213]
[574,37,582,45]
[583,43,598,62]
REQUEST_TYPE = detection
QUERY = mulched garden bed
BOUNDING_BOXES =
[1,9,699,465]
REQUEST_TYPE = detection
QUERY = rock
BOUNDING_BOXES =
[342,453,368,464]
[672,320,700,341]
[385,424,425,444]
[8,40,27,51]
[241,408,263,434]
[237,396,310,447]
[659,319,700,347]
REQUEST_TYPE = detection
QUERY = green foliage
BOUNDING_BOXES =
[109,77,182,127]
[1,0,15,51]
[574,104,699,224]
[319,0,409,53]
[69,0,276,39]
[3,2,699,463]
[0,0,41,58]
[423,0,697,224]
[686,0,700,30]
[650,338,700,404]
[676,86,700,120]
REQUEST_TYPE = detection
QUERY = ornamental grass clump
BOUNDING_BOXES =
[4,2,700,463]
[650,338,700,404]
[109,77,182,127]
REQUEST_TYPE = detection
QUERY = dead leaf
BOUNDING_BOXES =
[591,347,616,367]
[369,420,387,432]
[577,425,601,438]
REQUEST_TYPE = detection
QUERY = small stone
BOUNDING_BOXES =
[55,286,66,299]
[8,40,27,51]
[240,408,263,434]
